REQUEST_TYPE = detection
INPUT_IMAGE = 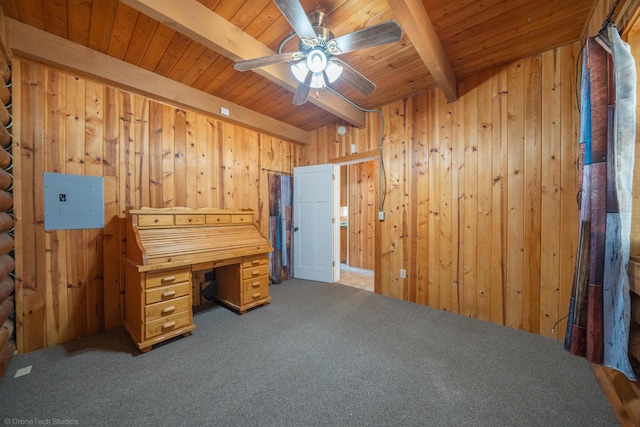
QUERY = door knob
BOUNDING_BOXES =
[294,227,299,232]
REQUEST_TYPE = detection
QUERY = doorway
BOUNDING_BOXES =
[337,160,375,292]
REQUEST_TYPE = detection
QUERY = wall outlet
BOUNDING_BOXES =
[400,269,406,279]
[378,211,385,221]
[220,107,230,116]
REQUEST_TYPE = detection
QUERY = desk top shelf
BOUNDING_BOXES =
[125,207,273,272]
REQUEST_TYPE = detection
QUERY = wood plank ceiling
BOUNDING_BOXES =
[1,0,595,132]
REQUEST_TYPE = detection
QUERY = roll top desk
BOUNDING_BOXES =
[123,207,273,352]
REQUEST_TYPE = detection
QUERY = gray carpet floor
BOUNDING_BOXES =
[0,278,619,426]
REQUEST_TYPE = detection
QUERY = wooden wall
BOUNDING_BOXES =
[13,59,301,353]
[302,42,581,340]
[346,160,375,270]
[13,43,582,350]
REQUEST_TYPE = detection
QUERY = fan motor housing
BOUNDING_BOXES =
[309,10,334,43]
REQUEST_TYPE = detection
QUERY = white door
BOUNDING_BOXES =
[293,164,336,282]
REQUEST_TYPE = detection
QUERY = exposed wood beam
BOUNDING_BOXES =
[7,19,309,145]
[120,0,367,128]
[387,0,458,102]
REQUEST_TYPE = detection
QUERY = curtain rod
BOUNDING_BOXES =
[600,0,623,34]
[262,167,292,176]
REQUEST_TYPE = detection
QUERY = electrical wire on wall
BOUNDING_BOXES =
[326,87,387,219]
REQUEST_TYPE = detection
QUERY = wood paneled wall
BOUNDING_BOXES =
[303,42,581,340]
[346,161,375,270]
[13,59,301,353]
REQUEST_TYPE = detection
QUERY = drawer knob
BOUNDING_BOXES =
[251,260,260,265]
[252,292,261,299]
[251,282,260,288]
[161,306,176,314]
[162,290,176,297]
[162,321,176,329]
[161,276,176,283]
[252,271,260,277]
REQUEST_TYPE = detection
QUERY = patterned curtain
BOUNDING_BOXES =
[565,25,637,380]
[268,173,293,284]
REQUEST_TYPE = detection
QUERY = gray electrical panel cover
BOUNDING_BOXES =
[43,172,104,230]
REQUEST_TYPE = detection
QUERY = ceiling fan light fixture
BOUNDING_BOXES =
[291,62,326,89]
[291,63,330,90]
[291,53,343,89]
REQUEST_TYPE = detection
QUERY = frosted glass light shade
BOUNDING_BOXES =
[307,49,327,73]
[310,73,326,88]
[291,62,326,89]
[325,60,343,83]
[291,61,309,82]
[291,51,343,89]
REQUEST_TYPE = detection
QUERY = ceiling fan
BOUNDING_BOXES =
[233,0,403,105]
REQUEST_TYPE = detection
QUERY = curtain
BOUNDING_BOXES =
[565,25,637,380]
[268,173,293,284]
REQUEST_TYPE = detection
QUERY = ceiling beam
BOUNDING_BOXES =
[387,0,458,102]
[7,19,309,144]
[120,0,367,128]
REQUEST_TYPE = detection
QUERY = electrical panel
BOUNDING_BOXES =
[43,172,104,230]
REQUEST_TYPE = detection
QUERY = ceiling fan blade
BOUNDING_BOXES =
[292,71,313,105]
[234,52,300,72]
[274,0,317,41]
[332,20,403,54]
[332,59,376,95]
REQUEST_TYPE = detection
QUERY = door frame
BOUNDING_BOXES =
[333,151,379,291]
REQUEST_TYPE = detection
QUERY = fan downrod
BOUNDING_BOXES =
[308,10,333,41]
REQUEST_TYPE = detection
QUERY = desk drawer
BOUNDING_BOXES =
[242,255,268,269]
[145,296,190,322]
[231,214,253,224]
[206,214,231,225]
[243,275,268,293]
[145,310,191,340]
[145,268,190,289]
[138,215,174,227]
[145,281,191,304]
[243,287,269,305]
[243,264,268,280]
[175,214,205,225]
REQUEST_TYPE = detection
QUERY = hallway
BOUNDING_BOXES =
[337,264,373,292]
